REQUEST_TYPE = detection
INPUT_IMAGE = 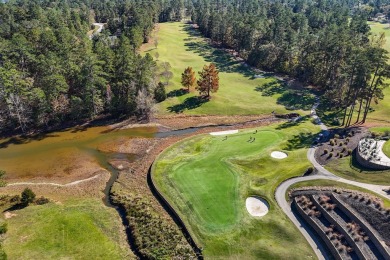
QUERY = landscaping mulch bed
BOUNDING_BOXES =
[315,127,368,166]
[291,188,390,259]
[340,193,390,246]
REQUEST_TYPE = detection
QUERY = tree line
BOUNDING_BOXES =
[189,0,390,125]
[0,0,184,134]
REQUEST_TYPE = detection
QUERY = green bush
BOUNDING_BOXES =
[21,188,36,205]
[35,197,50,205]
[0,222,7,234]
[154,82,167,102]
[334,134,340,139]
[347,149,352,155]
[328,152,333,158]
[330,140,335,146]
[324,149,329,154]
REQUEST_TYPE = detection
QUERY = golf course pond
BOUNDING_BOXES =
[0,126,157,181]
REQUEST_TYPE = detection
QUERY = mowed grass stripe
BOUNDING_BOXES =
[143,22,301,116]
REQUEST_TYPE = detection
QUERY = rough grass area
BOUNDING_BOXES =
[143,22,314,116]
[111,191,195,259]
[2,199,133,259]
[288,180,390,208]
[152,121,320,259]
[325,152,390,185]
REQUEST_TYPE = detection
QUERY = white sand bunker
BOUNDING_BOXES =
[246,196,269,217]
[209,130,238,136]
[271,151,288,159]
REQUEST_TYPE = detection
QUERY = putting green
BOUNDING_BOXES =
[152,121,319,258]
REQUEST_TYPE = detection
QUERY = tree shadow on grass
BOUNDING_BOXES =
[182,25,255,78]
[167,96,209,113]
[275,116,310,130]
[277,91,316,111]
[255,80,288,96]
[167,88,188,98]
[284,132,319,151]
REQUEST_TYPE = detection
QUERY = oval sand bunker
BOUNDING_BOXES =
[271,151,288,159]
[246,197,269,217]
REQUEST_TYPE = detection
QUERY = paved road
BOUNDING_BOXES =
[275,100,390,260]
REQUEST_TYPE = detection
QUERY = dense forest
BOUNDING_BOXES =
[0,0,185,134]
[190,0,390,126]
[0,0,390,134]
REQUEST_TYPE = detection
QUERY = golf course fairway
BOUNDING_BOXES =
[152,121,319,259]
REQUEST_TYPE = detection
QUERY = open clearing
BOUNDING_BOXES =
[152,121,319,258]
[143,22,314,116]
[2,199,132,259]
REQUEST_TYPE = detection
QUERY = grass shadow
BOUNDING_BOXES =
[167,88,188,98]
[277,91,316,111]
[255,80,288,96]
[284,132,319,151]
[182,25,255,79]
[167,96,209,113]
[275,116,310,130]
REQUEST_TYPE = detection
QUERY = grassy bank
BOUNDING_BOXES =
[144,22,314,116]
[152,121,320,259]
[325,153,390,185]
[2,199,133,259]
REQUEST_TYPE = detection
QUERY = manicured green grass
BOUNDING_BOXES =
[325,154,390,185]
[152,121,320,259]
[3,199,132,259]
[367,22,390,125]
[288,179,390,208]
[144,22,314,116]
[383,140,390,158]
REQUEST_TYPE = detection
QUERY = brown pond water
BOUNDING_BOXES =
[0,126,157,181]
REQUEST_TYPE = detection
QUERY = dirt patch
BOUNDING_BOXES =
[4,211,17,219]
[315,127,368,165]
[0,170,110,201]
[154,114,271,130]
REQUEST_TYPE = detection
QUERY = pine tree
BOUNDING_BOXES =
[196,63,219,97]
[181,66,196,92]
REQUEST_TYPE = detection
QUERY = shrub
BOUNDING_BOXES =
[339,142,343,146]
[21,188,36,205]
[346,137,350,142]
[35,197,50,205]
[334,134,340,139]
[348,132,353,137]
[0,222,7,234]
[347,149,352,155]
[154,82,167,102]
[324,149,329,154]
[328,152,333,158]
[336,152,340,157]
[330,139,335,146]
[10,195,20,203]
[339,154,343,158]
[306,167,314,174]
[341,147,346,153]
